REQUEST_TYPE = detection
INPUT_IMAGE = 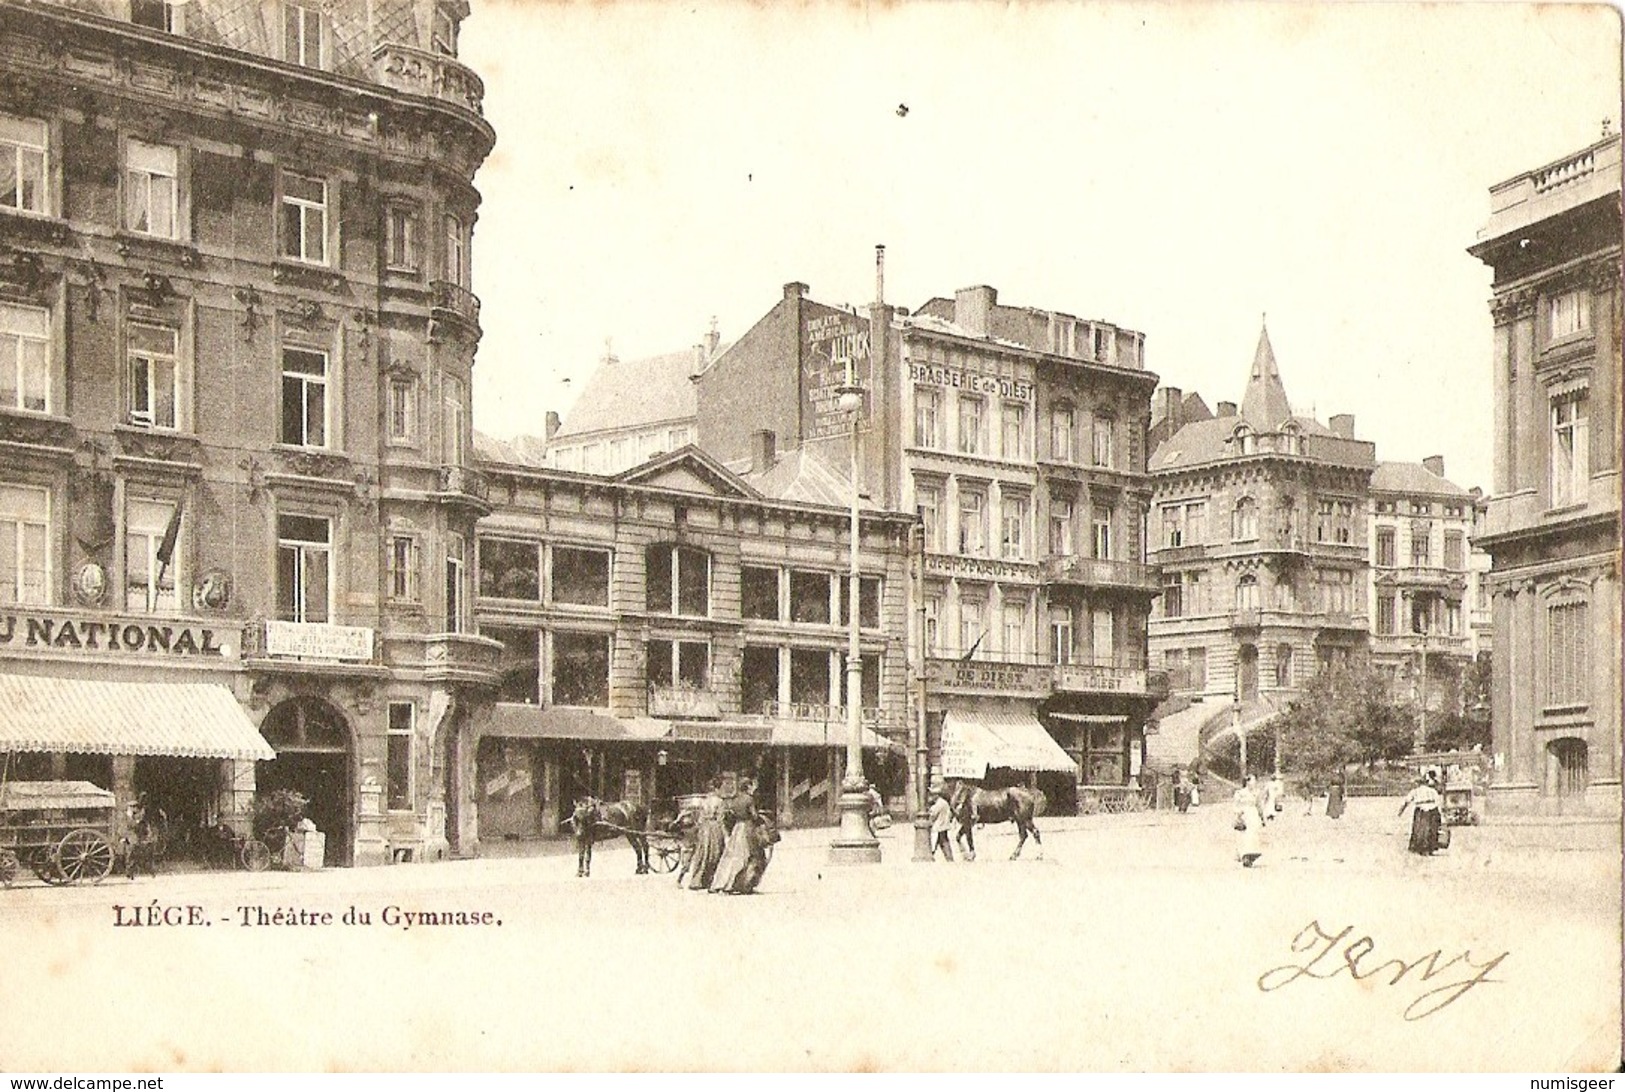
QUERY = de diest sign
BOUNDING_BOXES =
[927,658,1050,696]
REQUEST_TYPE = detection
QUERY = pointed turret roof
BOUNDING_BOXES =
[1239,321,1293,429]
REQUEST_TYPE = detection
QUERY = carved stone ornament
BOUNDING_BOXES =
[278,449,351,479]
[0,412,75,449]
[117,428,196,462]
[193,568,232,612]
[1589,258,1621,293]
[73,562,108,607]
[292,298,323,325]
[1490,288,1536,325]
[234,286,263,341]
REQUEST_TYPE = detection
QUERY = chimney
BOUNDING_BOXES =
[1156,387,1183,431]
[875,244,886,307]
[705,316,720,359]
[1423,455,1445,478]
[1329,413,1355,438]
[1216,401,1237,418]
[954,285,997,337]
[750,429,776,473]
[783,281,808,300]
[544,411,561,440]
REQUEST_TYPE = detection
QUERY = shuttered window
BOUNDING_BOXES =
[1546,600,1588,707]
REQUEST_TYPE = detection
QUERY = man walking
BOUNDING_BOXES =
[928,786,955,861]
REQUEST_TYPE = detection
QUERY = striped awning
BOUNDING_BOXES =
[943,705,1078,779]
[483,704,672,742]
[0,674,274,760]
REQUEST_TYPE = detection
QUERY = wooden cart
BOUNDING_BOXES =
[0,780,118,887]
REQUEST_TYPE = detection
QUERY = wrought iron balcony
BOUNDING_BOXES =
[431,279,482,330]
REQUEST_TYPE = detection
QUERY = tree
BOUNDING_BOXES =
[1277,662,1413,781]
[1423,652,1492,752]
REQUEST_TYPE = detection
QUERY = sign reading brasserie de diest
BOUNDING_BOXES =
[0,612,229,657]
[908,362,1033,401]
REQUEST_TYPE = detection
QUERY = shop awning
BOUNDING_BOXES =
[943,706,1077,779]
[0,674,274,760]
[483,704,672,742]
[769,720,899,750]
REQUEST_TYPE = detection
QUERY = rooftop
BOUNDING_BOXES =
[548,343,725,444]
[1371,461,1473,500]
[1475,134,1622,247]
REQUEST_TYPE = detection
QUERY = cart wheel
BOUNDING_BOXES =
[241,839,273,873]
[55,829,115,886]
[0,849,17,887]
[653,844,680,873]
[34,850,69,885]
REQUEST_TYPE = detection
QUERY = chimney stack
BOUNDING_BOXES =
[875,244,886,307]
[1423,454,1445,478]
[544,411,561,440]
[750,430,777,473]
[783,281,808,300]
[1156,387,1184,431]
[1216,401,1238,418]
[705,316,720,359]
[1329,413,1356,438]
[954,285,997,337]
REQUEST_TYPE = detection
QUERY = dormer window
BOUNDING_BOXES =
[431,8,458,55]
[1233,425,1256,455]
[131,0,178,32]
[283,2,325,68]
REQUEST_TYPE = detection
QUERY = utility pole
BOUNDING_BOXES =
[910,521,932,861]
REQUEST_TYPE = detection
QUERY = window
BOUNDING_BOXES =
[789,647,831,705]
[280,346,328,447]
[1375,528,1396,567]
[645,544,710,616]
[275,513,330,623]
[1163,505,1183,547]
[1051,406,1075,462]
[386,206,419,271]
[0,114,48,214]
[387,535,417,601]
[957,396,983,455]
[125,498,180,614]
[1410,524,1431,568]
[1445,601,1461,636]
[444,215,468,287]
[647,638,708,691]
[485,626,539,703]
[444,534,466,632]
[1093,326,1109,361]
[914,388,941,448]
[838,576,882,630]
[1001,402,1026,460]
[554,632,611,707]
[1549,290,1590,340]
[387,377,416,442]
[789,570,832,624]
[958,487,986,554]
[1161,572,1183,618]
[1335,502,1354,545]
[1186,502,1206,545]
[1092,413,1114,468]
[1235,574,1259,612]
[386,703,414,811]
[1316,499,1335,543]
[0,302,49,412]
[1001,494,1027,559]
[1050,606,1073,665]
[668,427,691,449]
[124,140,178,239]
[1377,595,1395,635]
[742,565,780,620]
[1002,601,1027,659]
[1320,569,1355,614]
[1275,644,1293,689]
[478,538,539,600]
[960,595,987,659]
[1189,647,1207,690]
[1444,531,1464,571]
[431,7,457,54]
[442,374,465,465]
[1091,504,1113,560]
[923,591,942,654]
[551,545,609,607]
[1551,393,1589,508]
[0,484,49,605]
[741,646,779,713]
[1232,497,1257,541]
[1091,608,1114,665]
[839,652,881,712]
[1546,601,1588,707]
[916,483,941,550]
[282,2,324,67]
[1049,498,1073,556]
[279,170,327,264]
[1183,571,1204,615]
[126,323,178,429]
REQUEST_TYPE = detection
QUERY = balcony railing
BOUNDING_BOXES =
[1153,543,1208,565]
[431,279,482,329]
[1392,565,1461,587]
[1041,555,1160,591]
[1319,612,1370,631]
[437,464,489,504]
[423,631,504,683]
[1231,608,1261,629]
[373,44,485,116]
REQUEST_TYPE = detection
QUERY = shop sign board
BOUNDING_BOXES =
[0,610,231,658]
[264,620,374,662]
[926,658,1051,697]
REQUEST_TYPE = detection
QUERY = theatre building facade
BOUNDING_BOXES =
[0,0,494,864]
[464,446,913,847]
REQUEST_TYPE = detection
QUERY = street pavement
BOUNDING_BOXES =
[1,798,1618,1072]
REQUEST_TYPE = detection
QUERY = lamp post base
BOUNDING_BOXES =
[828,787,882,864]
[911,816,933,862]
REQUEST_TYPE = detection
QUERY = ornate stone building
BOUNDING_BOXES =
[1468,132,1621,816]
[0,0,493,863]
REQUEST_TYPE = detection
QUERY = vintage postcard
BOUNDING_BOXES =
[0,0,1618,1074]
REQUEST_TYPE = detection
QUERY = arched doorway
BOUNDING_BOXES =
[1238,645,1259,700]
[1547,737,1589,809]
[258,697,353,866]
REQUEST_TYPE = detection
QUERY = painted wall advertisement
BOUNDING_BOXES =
[802,310,872,440]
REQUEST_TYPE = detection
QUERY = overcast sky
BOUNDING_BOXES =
[459,1,1620,491]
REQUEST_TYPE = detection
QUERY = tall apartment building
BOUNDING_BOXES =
[0,0,494,864]
[1146,325,1374,761]
[1468,132,1621,816]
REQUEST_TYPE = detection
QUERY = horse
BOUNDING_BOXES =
[567,797,651,877]
[946,780,1045,861]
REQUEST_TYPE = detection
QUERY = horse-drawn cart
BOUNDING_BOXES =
[0,780,119,887]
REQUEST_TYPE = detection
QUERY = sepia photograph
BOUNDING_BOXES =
[0,0,1619,1075]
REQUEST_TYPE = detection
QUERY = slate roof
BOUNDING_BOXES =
[1371,461,1472,498]
[1239,324,1294,429]
[734,446,854,508]
[549,345,726,442]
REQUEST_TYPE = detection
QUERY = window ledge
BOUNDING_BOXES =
[0,208,69,245]
[272,262,344,292]
[115,232,200,268]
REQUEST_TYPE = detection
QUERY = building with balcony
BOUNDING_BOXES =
[0,0,493,864]
[1146,324,1375,766]
[1368,457,1489,718]
[1467,131,1621,816]
[467,442,913,845]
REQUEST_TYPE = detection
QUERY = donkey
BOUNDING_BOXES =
[568,797,651,877]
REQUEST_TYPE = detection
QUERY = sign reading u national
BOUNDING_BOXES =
[0,612,229,657]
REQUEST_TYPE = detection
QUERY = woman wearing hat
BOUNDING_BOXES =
[1399,771,1443,855]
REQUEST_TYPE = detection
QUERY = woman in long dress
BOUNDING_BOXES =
[684,780,727,890]
[1325,771,1346,820]
[710,778,762,893]
[1399,773,1442,855]
[1233,775,1264,868]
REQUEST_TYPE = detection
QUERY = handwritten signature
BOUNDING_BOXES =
[1258,919,1510,1021]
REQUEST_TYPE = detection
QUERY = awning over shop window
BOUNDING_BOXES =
[484,704,671,742]
[942,706,1078,779]
[0,674,275,760]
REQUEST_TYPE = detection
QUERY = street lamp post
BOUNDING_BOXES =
[829,373,882,865]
